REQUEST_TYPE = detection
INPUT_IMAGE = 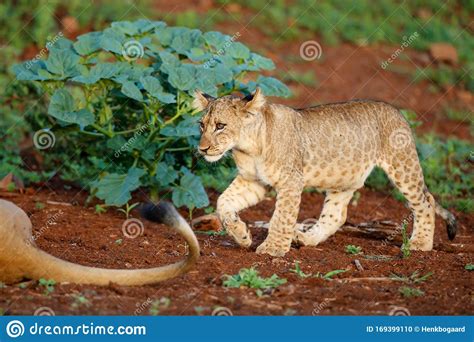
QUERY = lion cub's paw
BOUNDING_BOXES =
[226,220,252,248]
[293,226,326,246]
[256,239,289,257]
[409,236,433,251]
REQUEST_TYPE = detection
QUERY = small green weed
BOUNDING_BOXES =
[399,286,424,297]
[149,297,171,316]
[223,268,287,291]
[465,264,474,271]
[400,223,411,259]
[345,245,362,255]
[290,261,312,278]
[315,269,347,280]
[35,201,45,210]
[117,202,140,219]
[390,270,433,284]
[95,204,107,214]
[71,294,91,309]
[38,278,56,295]
[204,206,215,214]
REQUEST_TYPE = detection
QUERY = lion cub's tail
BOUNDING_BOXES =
[435,202,458,241]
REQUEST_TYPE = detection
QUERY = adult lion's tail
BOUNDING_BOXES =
[0,199,199,286]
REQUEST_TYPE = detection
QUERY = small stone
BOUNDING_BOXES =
[354,259,364,271]
[429,43,458,65]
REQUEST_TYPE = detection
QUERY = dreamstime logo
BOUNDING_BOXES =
[299,40,322,61]
[312,300,329,315]
[27,210,64,246]
[389,128,411,150]
[33,129,56,150]
[34,306,56,316]
[122,218,144,238]
[114,119,152,158]
[122,40,144,61]
[177,243,190,255]
[24,31,64,70]
[389,306,411,316]
[381,31,419,69]
[211,306,233,316]
[6,320,25,338]
[134,298,153,315]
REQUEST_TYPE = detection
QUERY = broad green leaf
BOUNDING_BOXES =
[170,29,204,55]
[155,162,178,187]
[121,81,143,101]
[172,171,209,209]
[100,28,125,54]
[48,89,94,127]
[203,31,228,50]
[160,115,200,137]
[13,61,48,81]
[167,64,196,91]
[250,53,275,70]
[140,76,176,103]
[45,48,80,79]
[249,76,291,98]
[114,63,153,82]
[111,21,140,35]
[94,167,145,206]
[227,42,250,59]
[158,51,181,74]
[73,32,103,55]
[155,27,189,47]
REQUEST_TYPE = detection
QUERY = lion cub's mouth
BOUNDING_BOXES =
[204,152,225,162]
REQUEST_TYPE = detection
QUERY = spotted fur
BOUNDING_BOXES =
[193,89,457,257]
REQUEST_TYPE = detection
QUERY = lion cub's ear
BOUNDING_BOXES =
[244,87,266,115]
[192,91,214,112]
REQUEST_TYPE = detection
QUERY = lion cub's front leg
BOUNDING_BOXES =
[256,185,302,257]
[217,175,266,248]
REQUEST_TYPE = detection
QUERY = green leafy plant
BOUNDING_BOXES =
[71,294,91,309]
[95,204,107,214]
[38,278,56,295]
[223,267,287,291]
[399,286,424,297]
[149,297,171,316]
[290,261,312,278]
[117,202,139,218]
[400,223,411,259]
[390,270,433,284]
[14,20,289,210]
[345,245,362,255]
[35,201,45,210]
[315,269,347,280]
[465,264,474,271]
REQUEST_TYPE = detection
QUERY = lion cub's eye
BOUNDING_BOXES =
[199,121,204,131]
[215,123,226,131]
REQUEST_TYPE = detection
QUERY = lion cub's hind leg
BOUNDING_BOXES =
[379,155,435,251]
[295,189,355,246]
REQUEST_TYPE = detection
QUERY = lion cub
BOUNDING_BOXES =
[193,89,456,257]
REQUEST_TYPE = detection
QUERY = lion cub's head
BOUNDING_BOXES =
[193,88,265,162]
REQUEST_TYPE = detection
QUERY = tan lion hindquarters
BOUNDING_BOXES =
[0,199,199,285]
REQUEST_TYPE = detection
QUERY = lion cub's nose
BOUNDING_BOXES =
[199,145,210,154]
